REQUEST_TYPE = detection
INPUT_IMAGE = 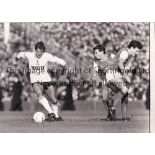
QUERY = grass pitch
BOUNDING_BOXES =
[0,101,149,133]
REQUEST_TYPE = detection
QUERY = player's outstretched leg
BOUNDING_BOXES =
[45,84,63,121]
[106,97,116,121]
[102,99,111,120]
[32,83,55,122]
[107,81,125,121]
[38,96,56,122]
[121,93,131,121]
[101,86,111,120]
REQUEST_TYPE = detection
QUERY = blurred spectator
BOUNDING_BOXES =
[0,86,4,111]
[90,88,100,111]
[10,75,23,111]
[61,76,75,110]
[145,84,150,110]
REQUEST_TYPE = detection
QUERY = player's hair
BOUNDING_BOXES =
[93,45,106,54]
[128,40,143,50]
[35,41,46,52]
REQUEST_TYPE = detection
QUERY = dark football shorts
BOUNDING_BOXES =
[32,81,55,91]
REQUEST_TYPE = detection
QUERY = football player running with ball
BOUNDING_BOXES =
[16,41,69,122]
[92,40,143,121]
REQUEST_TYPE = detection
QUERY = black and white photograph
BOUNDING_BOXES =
[0,22,150,132]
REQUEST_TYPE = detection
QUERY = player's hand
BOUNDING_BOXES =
[16,57,28,67]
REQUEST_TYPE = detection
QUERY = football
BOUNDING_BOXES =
[33,112,45,123]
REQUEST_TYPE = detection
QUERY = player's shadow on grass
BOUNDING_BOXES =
[90,118,128,121]
[101,118,125,121]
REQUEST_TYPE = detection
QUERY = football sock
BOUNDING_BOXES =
[121,103,127,118]
[38,96,54,114]
[51,104,59,118]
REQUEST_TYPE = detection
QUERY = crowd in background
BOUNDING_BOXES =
[0,23,149,110]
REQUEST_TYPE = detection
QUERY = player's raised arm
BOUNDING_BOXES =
[48,54,67,67]
[16,52,28,65]
[16,52,26,60]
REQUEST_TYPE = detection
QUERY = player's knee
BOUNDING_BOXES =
[48,97,58,105]
[36,92,43,99]
[52,100,58,105]
[32,84,43,98]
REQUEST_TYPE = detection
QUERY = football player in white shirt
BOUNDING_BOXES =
[16,41,68,121]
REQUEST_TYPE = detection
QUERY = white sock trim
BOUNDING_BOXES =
[38,96,53,114]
